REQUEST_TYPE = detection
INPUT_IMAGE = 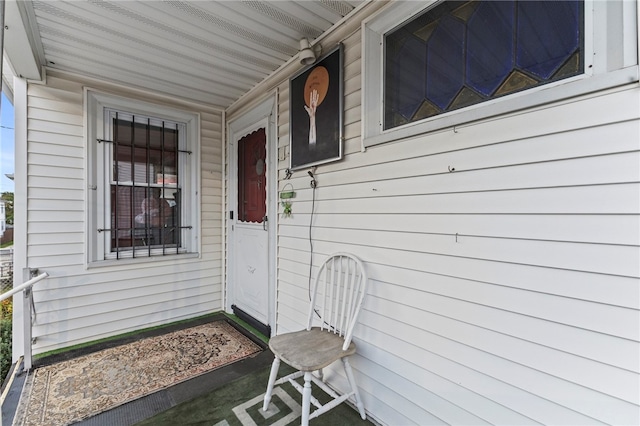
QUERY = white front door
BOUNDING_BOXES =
[227,98,276,335]
[233,128,269,325]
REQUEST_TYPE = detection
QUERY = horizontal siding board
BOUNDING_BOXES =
[33,303,220,353]
[28,131,84,148]
[381,245,638,308]
[29,233,84,245]
[276,292,309,322]
[277,257,312,281]
[28,211,84,223]
[28,222,84,234]
[36,291,220,328]
[361,310,638,425]
[342,363,452,426]
[29,164,84,180]
[28,188,83,201]
[36,284,219,323]
[443,87,637,155]
[358,322,612,425]
[29,243,83,257]
[280,213,639,246]
[27,106,84,126]
[299,184,640,214]
[321,121,640,182]
[282,238,639,340]
[40,259,222,290]
[281,226,639,277]
[312,152,640,198]
[347,356,493,426]
[277,280,310,307]
[366,294,638,403]
[27,84,83,104]
[27,118,83,136]
[369,274,639,372]
[355,341,540,426]
[280,234,639,309]
[29,199,84,212]
[27,95,84,116]
[28,155,84,172]
[28,253,85,268]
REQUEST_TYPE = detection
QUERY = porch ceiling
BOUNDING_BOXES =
[6,0,365,108]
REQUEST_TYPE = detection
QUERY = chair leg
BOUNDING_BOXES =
[301,371,313,426]
[343,358,366,420]
[263,357,281,411]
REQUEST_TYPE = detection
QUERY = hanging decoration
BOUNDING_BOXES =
[279,183,295,218]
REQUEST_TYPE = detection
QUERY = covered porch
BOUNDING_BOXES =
[2,0,639,425]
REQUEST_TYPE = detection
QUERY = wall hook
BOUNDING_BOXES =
[308,170,317,188]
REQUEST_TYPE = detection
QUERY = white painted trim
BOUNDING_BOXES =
[221,108,227,318]
[267,93,278,337]
[84,88,201,265]
[362,0,640,148]
[226,95,277,333]
[11,76,27,362]
[3,0,41,81]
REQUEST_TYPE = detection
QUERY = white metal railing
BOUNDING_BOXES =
[0,272,48,424]
[0,272,48,302]
[0,272,48,368]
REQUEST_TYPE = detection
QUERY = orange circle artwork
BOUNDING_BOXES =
[304,66,329,107]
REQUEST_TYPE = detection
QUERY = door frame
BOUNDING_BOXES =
[226,96,277,336]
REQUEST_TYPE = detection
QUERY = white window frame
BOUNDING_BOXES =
[362,0,639,147]
[85,89,201,265]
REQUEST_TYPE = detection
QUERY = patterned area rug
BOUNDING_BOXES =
[13,321,263,426]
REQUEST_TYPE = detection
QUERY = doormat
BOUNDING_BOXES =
[13,320,263,426]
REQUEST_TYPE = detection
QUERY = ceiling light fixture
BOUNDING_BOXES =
[299,38,320,66]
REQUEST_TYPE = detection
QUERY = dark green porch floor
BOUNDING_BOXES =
[1,314,374,426]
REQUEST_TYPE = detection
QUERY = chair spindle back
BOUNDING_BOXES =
[306,253,368,350]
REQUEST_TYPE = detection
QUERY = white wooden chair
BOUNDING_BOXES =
[263,252,368,425]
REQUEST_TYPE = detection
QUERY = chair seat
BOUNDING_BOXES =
[269,327,356,371]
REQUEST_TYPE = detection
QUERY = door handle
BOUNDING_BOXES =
[263,215,268,231]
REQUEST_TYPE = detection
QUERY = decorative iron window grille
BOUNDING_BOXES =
[98,112,192,258]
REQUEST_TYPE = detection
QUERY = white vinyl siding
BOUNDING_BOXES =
[271,9,640,426]
[25,71,224,354]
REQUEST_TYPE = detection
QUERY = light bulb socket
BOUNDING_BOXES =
[298,38,317,65]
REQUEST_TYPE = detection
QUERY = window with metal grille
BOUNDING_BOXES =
[87,91,199,263]
[106,112,188,257]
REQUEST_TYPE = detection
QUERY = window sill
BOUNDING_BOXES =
[364,65,639,148]
[86,251,200,269]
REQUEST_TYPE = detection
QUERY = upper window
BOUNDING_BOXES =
[384,0,584,130]
[86,91,200,263]
[362,0,638,146]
